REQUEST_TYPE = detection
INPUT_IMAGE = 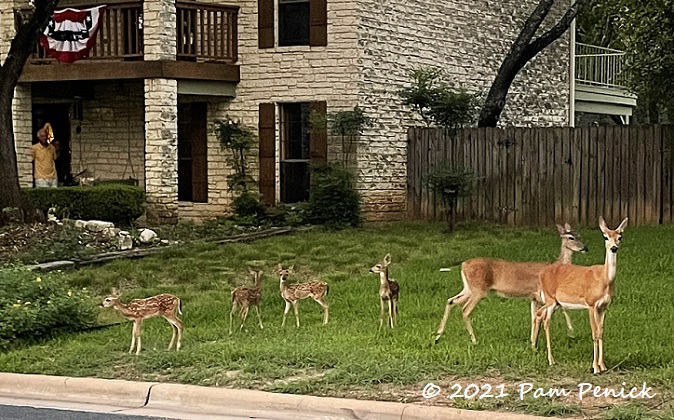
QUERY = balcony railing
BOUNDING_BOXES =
[575,43,628,89]
[18,0,237,63]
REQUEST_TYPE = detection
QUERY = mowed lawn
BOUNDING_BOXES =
[1,221,673,418]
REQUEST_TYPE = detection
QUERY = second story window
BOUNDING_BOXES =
[279,0,310,46]
[258,0,327,49]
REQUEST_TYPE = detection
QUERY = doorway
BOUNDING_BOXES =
[32,104,72,185]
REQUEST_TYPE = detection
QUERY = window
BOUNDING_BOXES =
[279,0,310,46]
[258,101,327,205]
[280,103,311,203]
[258,0,327,48]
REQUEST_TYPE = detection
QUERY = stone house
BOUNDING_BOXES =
[1,0,575,224]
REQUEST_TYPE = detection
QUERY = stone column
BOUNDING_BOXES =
[144,79,178,225]
[14,84,33,187]
[143,0,178,224]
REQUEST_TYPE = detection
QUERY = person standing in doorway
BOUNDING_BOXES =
[32,124,59,188]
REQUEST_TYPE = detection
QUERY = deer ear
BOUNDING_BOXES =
[288,265,294,272]
[111,287,119,296]
[384,254,391,264]
[276,263,282,272]
[599,216,608,233]
[617,217,629,232]
[564,223,572,232]
[556,224,565,235]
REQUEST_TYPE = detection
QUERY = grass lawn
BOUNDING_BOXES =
[1,221,673,419]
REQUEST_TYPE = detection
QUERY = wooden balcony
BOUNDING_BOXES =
[18,0,239,83]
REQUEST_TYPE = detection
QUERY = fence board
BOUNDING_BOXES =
[408,125,674,227]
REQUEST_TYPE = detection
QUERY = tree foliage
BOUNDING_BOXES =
[578,0,674,121]
[399,68,479,133]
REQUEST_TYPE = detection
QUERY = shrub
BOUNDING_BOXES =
[231,191,267,223]
[425,165,476,232]
[306,164,361,228]
[23,185,145,226]
[0,269,97,350]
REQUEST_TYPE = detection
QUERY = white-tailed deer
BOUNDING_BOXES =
[536,217,628,373]
[369,254,400,329]
[101,290,183,355]
[229,270,264,335]
[277,264,329,327]
[434,223,588,346]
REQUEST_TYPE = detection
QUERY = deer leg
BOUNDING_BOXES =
[292,301,300,327]
[434,290,470,344]
[387,299,394,328]
[229,301,238,335]
[240,306,250,331]
[562,309,575,338]
[164,315,179,351]
[379,297,385,331]
[282,300,291,327]
[174,316,183,351]
[597,308,607,372]
[135,320,143,355]
[315,298,329,325]
[254,306,264,330]
[531,300,541,349]
[460,293,485,344]
[541,304,555,366]
[128,321,138,354]
[588,307,599,373]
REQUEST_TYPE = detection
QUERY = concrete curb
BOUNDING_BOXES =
[0,373,154,408]
[0,373,565,420]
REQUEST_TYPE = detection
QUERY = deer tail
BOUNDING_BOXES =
[178,299,183,315]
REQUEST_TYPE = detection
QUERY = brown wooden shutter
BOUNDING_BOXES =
[309,0,327,46]
[309,101,327,165]
[191,103,208,203]
[258,0,274,48]
[259,103,276,205]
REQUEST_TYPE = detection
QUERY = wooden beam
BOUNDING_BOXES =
[19,60,240,83]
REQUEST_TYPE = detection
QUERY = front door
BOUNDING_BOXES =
[32,104,71,185]
[177,102,208,202]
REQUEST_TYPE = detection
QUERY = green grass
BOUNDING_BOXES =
[1,221,673,419]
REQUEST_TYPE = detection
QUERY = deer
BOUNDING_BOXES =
[277,264,330,327]
[535,217,628,374]
[369,253,400,329]
[434,223,588,347]
[229,270,265,335]
[101,289,183,355]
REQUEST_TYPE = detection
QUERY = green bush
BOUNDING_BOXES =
[232,191,267,222]
[0,269,97,350]
[23,185,145,226]
[306,164,361,228]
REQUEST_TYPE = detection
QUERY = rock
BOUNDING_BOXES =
[85,220,115,232]
[102,227,121,240]
[139,228,158,244]
[47,207,60,224]
[117,231,133,250]
[74,220,87,229]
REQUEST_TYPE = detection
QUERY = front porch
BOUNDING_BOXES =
[12,0,241,224]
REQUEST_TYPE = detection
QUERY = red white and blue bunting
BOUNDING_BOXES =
[40,5,105,64]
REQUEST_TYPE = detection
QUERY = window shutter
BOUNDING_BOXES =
[258,0,274,48]
[259,103,276,205]
[191,103,208,203]
[309,0,327,46]
[309,101,327,165]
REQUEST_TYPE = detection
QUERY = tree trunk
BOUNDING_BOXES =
[0,1,60,219]
[478,0,591,127]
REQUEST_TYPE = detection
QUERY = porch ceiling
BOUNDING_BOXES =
[19,60,240,84]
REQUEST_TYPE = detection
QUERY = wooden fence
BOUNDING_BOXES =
[407,125,674,227]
